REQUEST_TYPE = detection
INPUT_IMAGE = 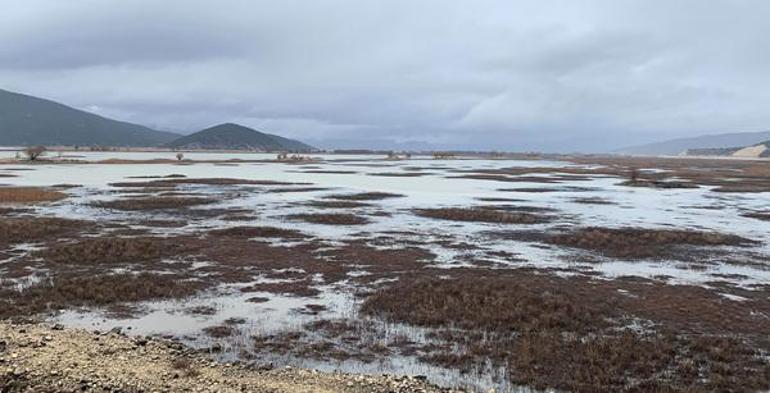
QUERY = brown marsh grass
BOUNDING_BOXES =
[546,227,755,259]
[287,213,370,225]
[414,207,551,224]
[36,237,172,265]
[0,273,204,319]
[0,187,68,204]
[742,211,770,221]
[0,217,91,246]
[93,196,216,211]
[111,178,307,188]
[208,226,307,239]
[306,200,372,209]
[323,192,404,201]
[362,272,770,393]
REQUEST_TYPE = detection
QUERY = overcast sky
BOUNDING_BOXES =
[1,0,769,151]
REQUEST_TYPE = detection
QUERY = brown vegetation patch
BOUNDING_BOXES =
[742,211,770,221]
[0,217,92,246]
[564,156,770,194]
[450,174,570,183]
[298,170,358,174]
[264,187,331,193]
[323,192,404,201]
[110,178,307,188]
[203,325,235,338]
[240,279,321,297]
[368,172,427,177]
[35,237,182,266]
[109,181,177,188]
[317,241,435,284]
[414,207,550,224]
[361,271,770,393]
[546,227,756,259]
[126,174,187,179]
[0,187,68,204]
[287,213,370,225]
[499,186,596,193]
[620,179,699,189]
[93,196,216,211]
[362,274,610,333]
[0,273,204,319]
[571,196,617,205]
[253,319,393,363]
[208,226,307,239]
[185,305,217,316]
[475,197,527,202]
[306,200,371,209]
[506,332,768,393]
[51,184,81,189]
[713,184,770,193]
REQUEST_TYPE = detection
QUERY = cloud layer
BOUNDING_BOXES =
[2,0,769,151]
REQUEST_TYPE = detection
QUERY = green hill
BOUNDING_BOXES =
[167,123,315,152]
[0,88,179,147]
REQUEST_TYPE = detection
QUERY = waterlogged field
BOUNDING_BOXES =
[1,152,769,392]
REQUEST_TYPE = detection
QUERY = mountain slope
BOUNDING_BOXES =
[0,88,179,146]
[167,123,315,151]
[615,130,770,156]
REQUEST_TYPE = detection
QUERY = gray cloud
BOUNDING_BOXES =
[2,0,769,151]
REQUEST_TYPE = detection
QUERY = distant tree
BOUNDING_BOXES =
[629,168,639,182]
[24,146,47,161]
[176,152,185,161]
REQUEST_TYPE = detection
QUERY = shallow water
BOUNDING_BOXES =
[2,153,769,392]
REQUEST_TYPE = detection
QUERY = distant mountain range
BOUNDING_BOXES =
[0,88,313,151]
[166,123,315,151]
[685,141,769,158]
[616,130,770,156]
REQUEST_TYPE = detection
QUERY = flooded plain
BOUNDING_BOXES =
[1,152,769,393]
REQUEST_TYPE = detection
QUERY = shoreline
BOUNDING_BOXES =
[0,321,463,393]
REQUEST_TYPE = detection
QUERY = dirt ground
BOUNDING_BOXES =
[0,322,462,393]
